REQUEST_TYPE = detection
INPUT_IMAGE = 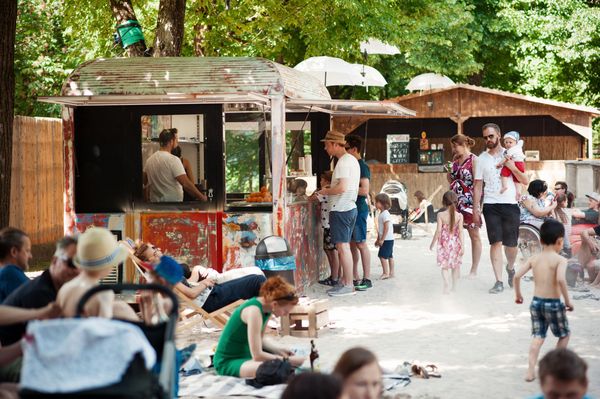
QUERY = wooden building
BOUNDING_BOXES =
[331,84,599,208]
[334,84,600,162]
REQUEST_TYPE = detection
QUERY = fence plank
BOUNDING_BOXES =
[9,116,64,245]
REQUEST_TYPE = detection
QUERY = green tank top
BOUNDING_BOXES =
[213,297,271,375]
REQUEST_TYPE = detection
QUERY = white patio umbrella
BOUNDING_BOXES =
[351,64,387,87]
[359,38,400,55]
[406,73,455,91]
[294,56,362,87]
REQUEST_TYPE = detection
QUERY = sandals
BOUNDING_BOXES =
[410,363,441,379]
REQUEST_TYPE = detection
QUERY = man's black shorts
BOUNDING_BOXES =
[482,203,520,247]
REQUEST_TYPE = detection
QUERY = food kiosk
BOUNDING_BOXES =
[41,57,414,292]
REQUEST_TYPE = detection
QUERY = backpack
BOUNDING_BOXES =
[246,359,293,388]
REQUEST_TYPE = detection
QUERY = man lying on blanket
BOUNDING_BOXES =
[134,242,265,313]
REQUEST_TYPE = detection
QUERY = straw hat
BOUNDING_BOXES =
[74,227,128,271]
[320,130,346,145]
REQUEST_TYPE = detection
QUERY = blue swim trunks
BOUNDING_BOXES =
[530,296,570,339]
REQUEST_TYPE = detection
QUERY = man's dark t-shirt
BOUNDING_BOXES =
[356,158,371,213]
[572,209,599,225]
[0,269,56,346]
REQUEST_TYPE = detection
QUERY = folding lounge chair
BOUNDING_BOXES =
[119,239,243,331]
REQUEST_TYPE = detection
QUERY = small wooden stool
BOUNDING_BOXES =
[280,299,329,338]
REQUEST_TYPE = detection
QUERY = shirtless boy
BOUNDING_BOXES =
[514,219,574,382]
[57,227,134,319]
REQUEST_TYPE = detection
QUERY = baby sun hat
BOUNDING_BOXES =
[74,227,128,270]
[503,131,520,142]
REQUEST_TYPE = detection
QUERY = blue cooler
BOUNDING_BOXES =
[255,236,296,285]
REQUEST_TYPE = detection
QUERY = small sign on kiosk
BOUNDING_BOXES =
[387,134,410,164]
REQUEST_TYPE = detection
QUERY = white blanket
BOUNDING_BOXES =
[21,318,156,393]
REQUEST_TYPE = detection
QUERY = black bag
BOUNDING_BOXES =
[246,359,293,388]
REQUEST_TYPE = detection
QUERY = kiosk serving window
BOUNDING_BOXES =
[141,114,206,203]
[73,105,222,214]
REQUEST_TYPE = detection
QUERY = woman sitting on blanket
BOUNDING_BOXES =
[134,242,265,313]
[213,276,306,378]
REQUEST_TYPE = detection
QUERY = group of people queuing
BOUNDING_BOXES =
[312,131,398,297]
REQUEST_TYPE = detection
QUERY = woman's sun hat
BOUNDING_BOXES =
[74,227,128,271]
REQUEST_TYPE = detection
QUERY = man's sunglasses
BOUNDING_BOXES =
[60,256,77,269]
[484,134,496,140]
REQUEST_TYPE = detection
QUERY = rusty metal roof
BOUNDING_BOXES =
[59,57,331,101]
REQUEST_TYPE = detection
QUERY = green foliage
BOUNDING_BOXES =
[225,129,260,193]
[13,0,600,158]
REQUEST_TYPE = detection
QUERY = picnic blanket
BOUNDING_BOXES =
[179,372,285,398]
[179,370,410,398]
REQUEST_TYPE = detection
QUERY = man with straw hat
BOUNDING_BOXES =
[57,227,136,319]
[317,130,360,297]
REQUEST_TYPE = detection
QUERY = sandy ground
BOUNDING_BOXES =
[178,226,600,399]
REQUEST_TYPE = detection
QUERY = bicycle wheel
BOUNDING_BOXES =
[518,224,542,260]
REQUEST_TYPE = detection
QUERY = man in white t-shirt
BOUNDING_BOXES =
[473,123,528,294]
[143,128,207,202]
[317,130,360,297]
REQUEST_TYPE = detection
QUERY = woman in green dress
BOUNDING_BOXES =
[213,276,306,378]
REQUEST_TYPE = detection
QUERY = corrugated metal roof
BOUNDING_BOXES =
[61,57,331,100]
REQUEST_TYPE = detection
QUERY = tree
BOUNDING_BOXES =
[153,0,186,56]
[0,0,17,227]
[110,0,148,56]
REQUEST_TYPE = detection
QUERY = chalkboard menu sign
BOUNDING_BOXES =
[387,134,410,164]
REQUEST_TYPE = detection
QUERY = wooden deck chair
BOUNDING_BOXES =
[119,239,243,331]
[408,185,444,233]
[173,289,243,332]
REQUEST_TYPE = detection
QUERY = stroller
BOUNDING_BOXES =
[380,180,412,240]
[20,283,178,399]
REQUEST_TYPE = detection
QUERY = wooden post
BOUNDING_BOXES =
[63,107,77,235]
[271,95,286,237]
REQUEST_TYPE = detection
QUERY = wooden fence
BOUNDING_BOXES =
[10,116,64,245]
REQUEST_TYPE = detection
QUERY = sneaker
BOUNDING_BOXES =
[326,281,343,294]
[506,265,516,288]
[355,278,372,291]
[319,276,338,286]
[488,281,504,294]
[328,285,356,297]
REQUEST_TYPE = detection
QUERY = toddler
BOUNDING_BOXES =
[374,193,395,279]
[514,219,573,382]
[430,191,464,294]
[314,171,340,286]
[497,130,526,197]
[57,227,134,319]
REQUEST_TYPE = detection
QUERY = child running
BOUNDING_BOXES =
[374,193,395,279]
[497,130,526,198]
[313,171,340,286]
[430,191,464,294]
[514,219,574,382]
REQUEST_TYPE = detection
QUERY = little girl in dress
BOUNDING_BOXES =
[430,191,464,294]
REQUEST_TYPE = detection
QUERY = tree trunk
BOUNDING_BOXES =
[153,0,186,57]
[193,23,209,56]
[110,0,147,57]
[0,0,17,228]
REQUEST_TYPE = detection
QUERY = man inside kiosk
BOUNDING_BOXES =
[143,128,207,202]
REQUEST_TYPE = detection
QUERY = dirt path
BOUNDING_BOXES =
[178,228,600,398]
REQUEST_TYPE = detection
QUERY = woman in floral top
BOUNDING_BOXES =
[448,134,482,277]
